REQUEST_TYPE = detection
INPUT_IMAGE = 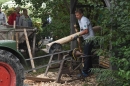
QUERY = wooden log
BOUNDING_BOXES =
[99,56,110,68]
[99,62,109,68]
[50,26,101,47]
[24,29,36,72]
[43,26,101,53]
[47,32,81,46]
[44,32,82,53]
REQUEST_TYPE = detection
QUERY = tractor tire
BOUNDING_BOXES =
[0,50,24,86]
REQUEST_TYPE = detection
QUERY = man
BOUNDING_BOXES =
[74,9,94,77]
[0,7,6,25]
[8,7,21,25]
[18,9,32,27]
[18,9,33,44]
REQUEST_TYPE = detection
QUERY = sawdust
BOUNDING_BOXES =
[24,72,97,86]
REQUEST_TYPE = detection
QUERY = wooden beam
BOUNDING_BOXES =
[70,0,78,13]
[24,29,36,72]
[70,0,77,49]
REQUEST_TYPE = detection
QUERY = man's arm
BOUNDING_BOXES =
[73,29,89,40]
[79,29,89,36]
[3,13,7,24]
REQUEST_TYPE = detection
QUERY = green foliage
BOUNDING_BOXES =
[91,0,130,86]
[91,68,115,86]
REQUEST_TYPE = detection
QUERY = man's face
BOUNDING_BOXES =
[17,8,20,12]
[75,12,83,20]
[23,10,28,15]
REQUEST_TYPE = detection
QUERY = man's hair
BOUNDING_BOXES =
[23,9,27,12]
[75,8,84,14]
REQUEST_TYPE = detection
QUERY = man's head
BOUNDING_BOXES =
[15,7,20,13]
[23,9,28,15]
[75,9,84,20]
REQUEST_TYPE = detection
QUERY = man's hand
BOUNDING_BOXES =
[73,34,79,41]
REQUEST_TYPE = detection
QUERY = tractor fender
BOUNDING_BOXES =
[0,46,27,65]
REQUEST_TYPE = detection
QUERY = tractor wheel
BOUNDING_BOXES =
[0,50,24,86]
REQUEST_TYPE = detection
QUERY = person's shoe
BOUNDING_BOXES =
[81,71,89,77]
[77,71,89,77]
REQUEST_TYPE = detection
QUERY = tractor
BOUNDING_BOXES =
[0,25,27,86]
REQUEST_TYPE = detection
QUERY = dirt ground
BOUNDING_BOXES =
[24,72,97,86]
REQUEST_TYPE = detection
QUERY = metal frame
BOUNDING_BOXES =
[25,49,85,83]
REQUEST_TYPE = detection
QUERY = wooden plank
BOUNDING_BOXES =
[26,76,84,83]
[26,76,55,82]
[24,29,36,72]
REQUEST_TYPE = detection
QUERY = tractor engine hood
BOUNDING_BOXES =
[0,40,17,50]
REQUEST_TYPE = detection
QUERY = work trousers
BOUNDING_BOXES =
[82,41,93,74]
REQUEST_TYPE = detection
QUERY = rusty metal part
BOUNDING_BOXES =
[69,48,83,61]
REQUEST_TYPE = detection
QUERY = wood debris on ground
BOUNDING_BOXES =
[24,72,97,86]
